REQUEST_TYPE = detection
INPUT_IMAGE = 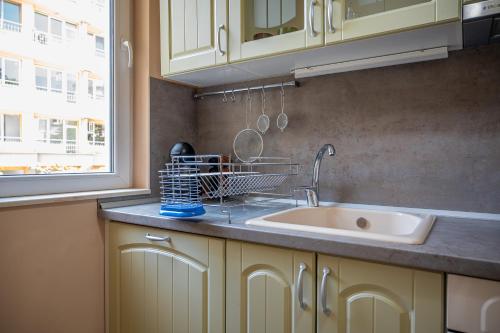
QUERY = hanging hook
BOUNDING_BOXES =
[231,88,236,102]
[222,89,228,103]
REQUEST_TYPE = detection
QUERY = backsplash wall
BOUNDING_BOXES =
[193,45,500,213]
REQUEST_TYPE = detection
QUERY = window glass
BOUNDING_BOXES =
[4,59,19,84]
[49,119,63,143]
[35,13,48,32]
[67,73,76,92]
[35,67,48,90]
[95,36,105,50]
[50,70,62,92]
[88,79,94,98]
[50,18,63,37]
[65,22,77,40]
[3,1,20,23]
[4,114,20,138]
[38,119,48,141]
[96,81,104,99]
[0,0,113,176]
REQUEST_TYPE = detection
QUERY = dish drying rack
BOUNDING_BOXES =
[159,155,299,222]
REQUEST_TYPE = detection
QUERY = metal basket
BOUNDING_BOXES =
[159,155,299,219]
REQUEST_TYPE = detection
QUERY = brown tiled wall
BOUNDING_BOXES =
[152,45,500,213]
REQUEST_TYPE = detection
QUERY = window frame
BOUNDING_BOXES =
[0,0,133,197]
[0,57,20,86]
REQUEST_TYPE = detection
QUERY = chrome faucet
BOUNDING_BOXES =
[296,144,336,207]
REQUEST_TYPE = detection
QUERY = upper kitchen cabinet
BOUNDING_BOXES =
[229,0,324,62]
[160,0,228,75]
[335,0,461,43]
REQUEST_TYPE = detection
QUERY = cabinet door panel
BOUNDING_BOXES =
[160,0,227,75]
[318,255,443,333]
[229,0,324,62]
[108,222,224,333]
[342,1,436,41]
[226,241,315,333]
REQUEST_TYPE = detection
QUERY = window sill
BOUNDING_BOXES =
[0,188,151,209]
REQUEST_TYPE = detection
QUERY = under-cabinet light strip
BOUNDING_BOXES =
[293,47,449,79]
[193,80,299,100]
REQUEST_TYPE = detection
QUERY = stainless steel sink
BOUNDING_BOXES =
[246,206,435,244]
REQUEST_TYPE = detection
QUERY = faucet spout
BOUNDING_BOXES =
[312,144,336,196]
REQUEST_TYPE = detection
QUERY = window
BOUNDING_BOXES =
[50,70,62,93]
[87,121,105,146]
[66,73,77,102]
[1,0,132,197]
[0,58,20,86]
[65,22,77,41]
[95,36,105,57]
[1,114,21,142]
[35,67,48,90]
[1,1,21,32]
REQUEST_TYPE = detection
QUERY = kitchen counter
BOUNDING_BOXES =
[100,201,500,281]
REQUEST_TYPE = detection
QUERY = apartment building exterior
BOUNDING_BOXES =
[0,0,110,174]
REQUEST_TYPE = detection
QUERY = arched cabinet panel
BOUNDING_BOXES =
[226,241,315,333]
[108,222,224,333]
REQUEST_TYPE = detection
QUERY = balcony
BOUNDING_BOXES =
[1,19,21,33]
[33,30,64,46]
[36,139,79,154]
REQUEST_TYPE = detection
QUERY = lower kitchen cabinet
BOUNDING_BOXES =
[107,222,225,333]
[226,241,316,333]
[317,255,444,333]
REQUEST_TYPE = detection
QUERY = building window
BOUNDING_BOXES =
[35,67,47,90]
[34,12,77,45]
[0,0,21,32]
[38,118,79,154]
[66,73,77,103]
[0,58,20,86]
[50,70,62,93]
[0,114,21,142]
[87,121,105,146]
[88,78,104,100]
[95,36,105,57]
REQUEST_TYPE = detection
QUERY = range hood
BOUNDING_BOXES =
[463,0,500,47]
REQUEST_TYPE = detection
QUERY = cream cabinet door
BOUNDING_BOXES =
[340,0,461,42]
[160,0,228,75]
[317,255,444,333]
[108,222,225,333]
[226,241,316,333]
[229,0,324,62]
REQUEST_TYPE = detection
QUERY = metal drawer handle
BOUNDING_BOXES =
[145,233,171,242]
[297,262,307,310]
[309,0,318,38]
[321,267,331,315]
[327,0,335,33]
[217,24,226,56]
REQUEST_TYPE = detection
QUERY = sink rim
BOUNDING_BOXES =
[245,206,436,245]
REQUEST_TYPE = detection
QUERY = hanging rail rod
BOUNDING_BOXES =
[193,80,299,100]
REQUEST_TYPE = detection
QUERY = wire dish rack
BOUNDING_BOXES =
[159,155,299,221]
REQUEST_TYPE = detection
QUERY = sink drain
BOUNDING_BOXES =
[356,217,369,229]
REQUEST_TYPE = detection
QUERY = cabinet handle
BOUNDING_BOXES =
[217,24,225,56]
[320,267,331,315]
[145,233,171,242]
[327,0,335,33]
[297,262,307,310]
[308,0,318,37]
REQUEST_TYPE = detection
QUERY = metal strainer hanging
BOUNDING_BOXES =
[256,86,270,134]
[233,88,263,163]
[276,83,288,132]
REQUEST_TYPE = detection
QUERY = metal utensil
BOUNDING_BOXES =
[257,86,270,134]
[234,89,263,162]
[277,83,288,132]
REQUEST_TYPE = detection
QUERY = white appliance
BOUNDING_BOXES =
[447,274,500,333]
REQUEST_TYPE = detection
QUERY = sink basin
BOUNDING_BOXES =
[245,206,435,244]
